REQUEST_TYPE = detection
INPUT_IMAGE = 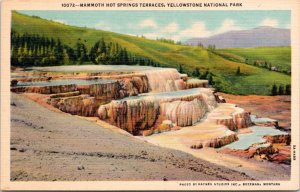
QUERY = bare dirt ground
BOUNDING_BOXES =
[219,93,291,131]
[10,93,253,181]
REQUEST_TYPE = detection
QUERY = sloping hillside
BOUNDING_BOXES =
[216,47,291,73]
[11,11,291,95]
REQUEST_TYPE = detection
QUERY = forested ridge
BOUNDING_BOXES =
[11,31,161,67]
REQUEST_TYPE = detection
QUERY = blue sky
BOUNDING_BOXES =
[19,10,291,41]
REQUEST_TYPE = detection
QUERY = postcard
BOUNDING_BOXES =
[1,0,299,190]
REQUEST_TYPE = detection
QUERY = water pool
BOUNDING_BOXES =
[27,65,171,73]
[223,126,288,150]
[250,115,277,124]
[14,79,117,87]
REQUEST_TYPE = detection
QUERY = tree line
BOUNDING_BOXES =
[11,31,161,67]
[179,65,214,85]
[271,84,291,96]
[245,59,291,75]
[11,31,65,66]
[156,37,182,45]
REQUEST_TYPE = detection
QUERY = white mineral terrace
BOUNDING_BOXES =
[13,65,188,93]
[11,65,288,150]
[27,65,174,73]
[15,79,117,87]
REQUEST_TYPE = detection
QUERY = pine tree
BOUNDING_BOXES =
[99,38,106,54]
[236,66,241,75]
[285,84,291,95]
[54,38,64,64]
[81,43,88,62]
[65,46,76,63]
[192,67,201,78]
[278,85,285,95]
[271,84,278,96]
[75,39,82,61]
[208,74,214,85]
[89,44,97,63]
[178,64,184,73]
[122,48,129,65]
[201,69,210,79]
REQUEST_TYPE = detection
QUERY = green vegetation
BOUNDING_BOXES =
[216,47,291,74]
[271,83,291,96]
[11,32,65,66]
[11,32,160,67]
[11,11,291,96]
[192,67,201,78]
[156,37,182,45]
[236,67,241,75]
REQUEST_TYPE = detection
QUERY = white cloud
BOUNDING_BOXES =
[143,32,159,39]
[177,19,242,39]
[179,21,210,38]
[140,19,157,28]
[216,19,241,34]
[168,35,181,42]
[137,19,243,41]
[260,18,279,27]
[140,22,179,40]
[53,19,66,24]
[161,22,179,34]
[95,21,111,31]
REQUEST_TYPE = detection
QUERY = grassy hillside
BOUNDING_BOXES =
[11,11,291,95]
[216,47,291,73]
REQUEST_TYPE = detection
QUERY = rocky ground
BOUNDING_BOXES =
[11,93,253,181]
[219,93,291,131]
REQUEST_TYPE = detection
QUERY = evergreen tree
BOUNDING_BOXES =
[65,46,76,63]
[121,48,129,65]
[285,84,291,95]
[54,38,64,64]
[236,66,241,75]
[11,32,163,68]
[89,44,97,63]
[201,69,210,79]
[192,67,201,78]
[278,85,285,95]
[178,64,184,73]
[271,84,278,96]
[81,43,88,62]
[75,39,88,64]
[208,73,214,85]
[99,38,106,54]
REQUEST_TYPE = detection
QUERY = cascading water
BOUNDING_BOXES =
[143,68,186,92]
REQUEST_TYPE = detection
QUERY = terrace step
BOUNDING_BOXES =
[49,91,81,98]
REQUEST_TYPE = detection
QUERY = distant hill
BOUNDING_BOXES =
[186,26,290,48]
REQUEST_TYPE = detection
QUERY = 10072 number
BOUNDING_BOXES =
[61,3,76,7]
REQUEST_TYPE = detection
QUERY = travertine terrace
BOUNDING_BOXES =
[11,65,286,150]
